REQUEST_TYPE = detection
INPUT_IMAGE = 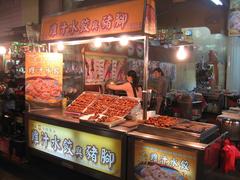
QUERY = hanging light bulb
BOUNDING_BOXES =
[176,46,187,61]
[119,35,129,46]
[0,46,6,55]
[93,38,102,48]
[57,41,64,51]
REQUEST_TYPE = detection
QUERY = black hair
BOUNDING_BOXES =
[153,67,164,76]
[127,70,139,88]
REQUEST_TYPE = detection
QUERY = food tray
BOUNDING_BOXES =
[79,114,126,128]
[65,91,99,115]
[229,107,240,112]
[222,110,240,120]
[103,96,139,117]
[138,120,218,143]
[65,92,139,119]
[83,94,119,114]
[95,117,126,128]
[145,115,185,128]
[171,121,218,138]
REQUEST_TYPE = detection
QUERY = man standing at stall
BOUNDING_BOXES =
[149,68,168,114]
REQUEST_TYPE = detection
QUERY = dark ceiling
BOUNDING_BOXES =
[72,0,229,33]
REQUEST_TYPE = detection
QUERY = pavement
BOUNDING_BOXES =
[1,155,240,180]
[0,156,96,180]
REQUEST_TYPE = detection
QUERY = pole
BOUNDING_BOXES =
[143,35,149,120]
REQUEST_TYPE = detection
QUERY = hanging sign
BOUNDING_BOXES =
[84,52,127,85]
[40,0,156,41]
[145,0,157,35]
[28,120,122,177]
[25,52,63,107]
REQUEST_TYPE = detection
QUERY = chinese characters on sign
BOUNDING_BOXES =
[48,12,128,38]
[27,67,61,76]
[41,0,145,41]
[31,129,117,170]
[134,141,197,180]
[28,120,121,177]
[25,53,63,107]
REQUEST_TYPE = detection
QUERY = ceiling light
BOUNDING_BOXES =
[210,0,223,6]
[57,41,64,51]
[119,36,129,46]
[93,38,102,48]
[176,46,187,61]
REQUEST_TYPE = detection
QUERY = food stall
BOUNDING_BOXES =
[25,0,156,180]
[24,1,227,180]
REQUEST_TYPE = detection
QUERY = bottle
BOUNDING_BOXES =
[62,98,67,109]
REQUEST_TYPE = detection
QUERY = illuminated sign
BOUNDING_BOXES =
[28,120,122,177]
[134,140,197,180]
[41,0,145,41]
[25,53,63,107]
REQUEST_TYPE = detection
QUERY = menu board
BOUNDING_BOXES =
[28,120,122,177]
[228,0,240,36]
[84,52,127,85]
[25,52,63,107]
[134,140,197,180]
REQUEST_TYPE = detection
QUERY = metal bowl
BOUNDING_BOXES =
[220,118,240,141]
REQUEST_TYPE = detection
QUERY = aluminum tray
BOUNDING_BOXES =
[79,114,125,128]
[137,121,219,143]
[64,91,100,115]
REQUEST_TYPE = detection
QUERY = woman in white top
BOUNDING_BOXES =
[107,70,142,98]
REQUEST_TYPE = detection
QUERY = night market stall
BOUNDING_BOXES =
[24,0,227,180]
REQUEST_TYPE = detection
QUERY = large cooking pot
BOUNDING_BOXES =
[219,118,240,141]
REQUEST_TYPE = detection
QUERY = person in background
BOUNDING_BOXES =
[107,70,142,98]
[149,68,168,114]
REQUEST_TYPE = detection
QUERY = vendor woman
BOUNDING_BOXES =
[107,70,142,98]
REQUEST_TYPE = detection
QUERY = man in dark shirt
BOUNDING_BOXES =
[149,68,168,114]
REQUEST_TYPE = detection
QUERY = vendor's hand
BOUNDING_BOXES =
[106,84,111,89]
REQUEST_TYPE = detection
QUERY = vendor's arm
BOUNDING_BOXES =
[107,82,129,91]
[148,82,158,93]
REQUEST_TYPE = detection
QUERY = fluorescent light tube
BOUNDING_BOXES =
[211,0,223,6]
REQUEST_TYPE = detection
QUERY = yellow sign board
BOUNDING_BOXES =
[134,140,197,180]
[28,120,122,177]
[25,52,63,106]
[41,0,146,41]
